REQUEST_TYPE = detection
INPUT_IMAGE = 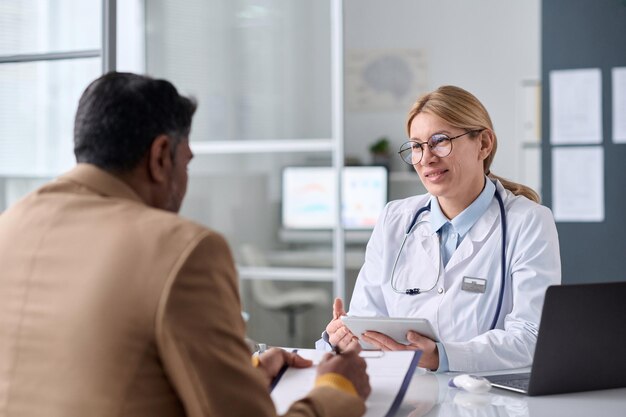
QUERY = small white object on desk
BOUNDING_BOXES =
[448,374,492,394]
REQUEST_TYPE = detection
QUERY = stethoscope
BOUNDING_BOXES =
[389,189,507,330]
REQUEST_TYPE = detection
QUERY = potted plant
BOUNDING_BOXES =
[369,137,391,170]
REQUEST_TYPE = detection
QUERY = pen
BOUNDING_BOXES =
[333,345,342,355]
[269,349,297,392]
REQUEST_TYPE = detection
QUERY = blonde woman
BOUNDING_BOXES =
[318,85,561,373]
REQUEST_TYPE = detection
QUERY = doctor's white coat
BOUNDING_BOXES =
[348,180,561,372]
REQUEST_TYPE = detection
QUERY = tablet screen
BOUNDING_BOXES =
[340,316,439,350]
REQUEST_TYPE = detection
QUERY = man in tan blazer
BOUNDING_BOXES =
[0,72,369,417]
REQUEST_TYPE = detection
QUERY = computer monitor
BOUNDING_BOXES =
[281,166,388,230]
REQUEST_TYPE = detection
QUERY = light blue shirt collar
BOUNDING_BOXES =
[428,177,496,238]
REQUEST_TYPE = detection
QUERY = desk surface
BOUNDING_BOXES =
[398,369,626,417]
[280,348,626,417]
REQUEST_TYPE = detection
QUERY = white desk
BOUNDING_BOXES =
[277,349,626,416]
[396,369,626,417]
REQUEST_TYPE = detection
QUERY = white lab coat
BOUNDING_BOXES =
[348,180,561,372]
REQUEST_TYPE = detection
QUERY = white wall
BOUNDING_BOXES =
[343,0,540,184]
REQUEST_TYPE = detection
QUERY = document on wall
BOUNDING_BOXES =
[612,67,626,144]
[552,147,604,222]
[549,68,602,144]
[271,349,421,417]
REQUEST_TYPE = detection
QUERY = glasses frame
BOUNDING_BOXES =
[398,129,484,166]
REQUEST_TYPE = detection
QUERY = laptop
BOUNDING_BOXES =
[484,282,626,396]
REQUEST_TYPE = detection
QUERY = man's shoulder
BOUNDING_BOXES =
[126,204,219,247]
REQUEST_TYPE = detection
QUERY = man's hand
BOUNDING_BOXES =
[325,298,360,351]
[361,330,439,370]
[317,347,371,400]
[256,348,313,384]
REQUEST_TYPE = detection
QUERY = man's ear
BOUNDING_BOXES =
[148,134,173,184]
[478,130,494,161]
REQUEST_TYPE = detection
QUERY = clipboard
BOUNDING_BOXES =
[270,349,421,417]
[341,316,439,350]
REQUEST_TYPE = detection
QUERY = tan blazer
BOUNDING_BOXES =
[0,164,364,417]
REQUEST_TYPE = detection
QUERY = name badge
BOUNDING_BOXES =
[462,276,487,293]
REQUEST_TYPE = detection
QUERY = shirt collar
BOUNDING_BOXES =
[429,177,496,238]
[428,196,448,235]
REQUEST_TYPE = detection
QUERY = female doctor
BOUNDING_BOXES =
[320,85,561,373]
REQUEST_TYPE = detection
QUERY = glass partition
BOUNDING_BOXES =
[0,0,101,56]
[0,58,100,177]
[145,0,332,142]
[182,152,336,267]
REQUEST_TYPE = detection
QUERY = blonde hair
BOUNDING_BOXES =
[406,85,540,203]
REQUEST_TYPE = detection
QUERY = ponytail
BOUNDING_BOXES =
[487,172,540,203]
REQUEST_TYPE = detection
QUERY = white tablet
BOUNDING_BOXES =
[340,316,439,350]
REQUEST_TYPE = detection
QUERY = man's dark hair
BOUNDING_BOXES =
[74,72,197,172]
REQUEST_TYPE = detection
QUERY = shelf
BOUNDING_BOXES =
[278,228,372,244]
[389,171,421,182]
[521,141,542,149]
[190,139,334,154]
[237,266,336,282]
[0,172,58,179]
[266,248,365,269]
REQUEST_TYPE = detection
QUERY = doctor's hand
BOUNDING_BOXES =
[256,348,313,385]
[325,298,360,351]
[361,330,440,371]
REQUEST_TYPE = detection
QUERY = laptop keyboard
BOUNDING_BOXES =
[499,378,530,391]
[485,372,531,392]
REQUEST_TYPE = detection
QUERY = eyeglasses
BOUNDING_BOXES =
[398,129,484,165]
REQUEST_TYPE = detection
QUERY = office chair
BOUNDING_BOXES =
[240,244,329,347]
